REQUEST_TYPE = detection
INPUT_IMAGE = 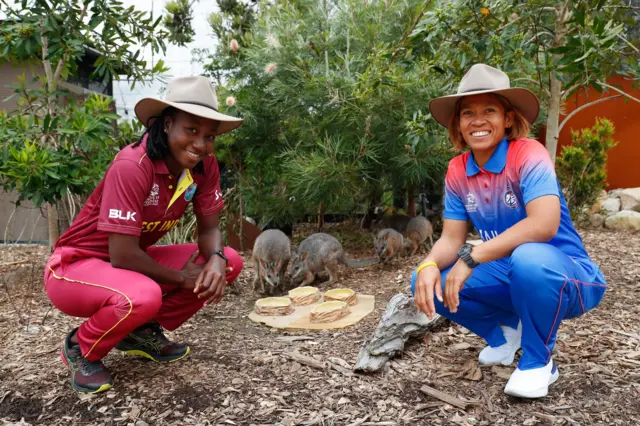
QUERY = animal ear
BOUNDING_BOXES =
[300,251,308,261]
[383,233,390,240]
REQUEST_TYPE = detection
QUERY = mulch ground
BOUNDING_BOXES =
[0,225,638,426]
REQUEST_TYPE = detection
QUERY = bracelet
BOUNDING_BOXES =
[416,261,438,275]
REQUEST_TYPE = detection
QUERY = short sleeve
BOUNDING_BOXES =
[443,160,469,221]
[516,141,559,205]
[97,159,151,236]
[193,156,225,216]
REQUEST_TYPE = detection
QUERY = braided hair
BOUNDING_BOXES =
[134,106,205,175]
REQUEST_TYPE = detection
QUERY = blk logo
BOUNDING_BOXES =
[109,209,136,222]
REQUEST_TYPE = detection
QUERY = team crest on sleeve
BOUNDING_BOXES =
[465,193,478,212]
[504,183,518,209]
[144,183,160,206]
[185,183,197,202]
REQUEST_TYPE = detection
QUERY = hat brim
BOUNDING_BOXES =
[134,98,243,136]
[428,88,540,128]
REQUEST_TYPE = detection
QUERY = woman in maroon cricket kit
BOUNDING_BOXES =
[44,76,244,393]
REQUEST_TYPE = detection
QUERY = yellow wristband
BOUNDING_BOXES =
[416,261,438,275]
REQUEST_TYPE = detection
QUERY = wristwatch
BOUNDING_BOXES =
[457,243,480,269]
[211,250,228,265]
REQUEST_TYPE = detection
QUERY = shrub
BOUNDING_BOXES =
[556,117,617,221]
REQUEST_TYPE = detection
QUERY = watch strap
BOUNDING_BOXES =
[459,244,480,268]
[212,250,228,264]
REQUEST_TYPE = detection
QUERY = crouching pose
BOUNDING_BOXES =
[411,64,606,398]
[44,76,244,393]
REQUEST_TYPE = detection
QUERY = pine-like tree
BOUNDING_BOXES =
[199,0,452,229]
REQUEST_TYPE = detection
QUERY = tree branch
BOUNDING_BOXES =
[52,3,89,89]
[40,21,54,85]
[618,34,640,53]
[561,81,585,100]
[512,77,550,97]
[0,0,22,19]
[558,94,622,134]
[392,0,433,62]
[597,80,640,104]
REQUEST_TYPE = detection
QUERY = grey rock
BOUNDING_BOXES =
[604,210,640,231]
[601,197,621,215]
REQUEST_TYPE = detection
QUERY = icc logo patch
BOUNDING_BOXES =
[185,184,197,202]
[504,190,518,209]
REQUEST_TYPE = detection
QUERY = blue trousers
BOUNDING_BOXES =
[411,243,606,370]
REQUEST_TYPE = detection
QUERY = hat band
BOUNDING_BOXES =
[170,100,219,112]
[459,87,497,93]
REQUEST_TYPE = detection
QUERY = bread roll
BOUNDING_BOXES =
[254,297,294,316]
[310,301,350,323]
[288,286,321,305]
[323,288,357,306]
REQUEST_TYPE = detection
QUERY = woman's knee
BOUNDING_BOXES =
[125,282,163,321]
[510,243,550,280]
[224,247,243,283]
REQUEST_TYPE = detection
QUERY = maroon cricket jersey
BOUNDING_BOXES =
[55,135,224,266]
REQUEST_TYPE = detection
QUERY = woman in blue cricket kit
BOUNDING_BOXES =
[411,64,606,398]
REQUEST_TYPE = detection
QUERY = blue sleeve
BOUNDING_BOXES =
[518,144,560,205]
[443,174,469,221]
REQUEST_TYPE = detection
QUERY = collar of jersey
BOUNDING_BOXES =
[466,137,509,177]
[167,169,194,212]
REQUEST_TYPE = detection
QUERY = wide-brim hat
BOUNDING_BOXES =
[135,76,243,136]
[429,64,540,128]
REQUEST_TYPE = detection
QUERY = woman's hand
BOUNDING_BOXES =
[193,255,233,306]
[179,250,204,290]
[414,265,443,319]
[443,259,473,313]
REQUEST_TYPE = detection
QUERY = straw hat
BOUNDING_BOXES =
[134,76,243,135]
[429,64,540,127]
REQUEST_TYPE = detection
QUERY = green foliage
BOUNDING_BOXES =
[0,0,169,87]
[410,0,640,139]
[163,0,196,46]
[556,117,617,221]
[0,88,121,207]
[114,119,146,149]
[0,0,172,237]
[200,0,452,227]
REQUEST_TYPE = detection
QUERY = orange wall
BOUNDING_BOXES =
[557,76,640,190]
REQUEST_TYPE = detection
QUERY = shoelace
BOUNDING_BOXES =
[146,323,170,345]
[77,356,106,375]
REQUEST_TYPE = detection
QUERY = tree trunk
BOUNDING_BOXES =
[47,203,59,251]
[544,3,570,163]
[407,186,416,217]
[545,76,562,163]
[317,203,325,230]
[360,184,382,229]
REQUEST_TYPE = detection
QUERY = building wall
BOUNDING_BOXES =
[556,76,640,190]
[0,60,42,111]
[0,191,49,243]
[0,60,51,243]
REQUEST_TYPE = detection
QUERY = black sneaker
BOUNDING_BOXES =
[60,328,114,393]
[115,322,190,363]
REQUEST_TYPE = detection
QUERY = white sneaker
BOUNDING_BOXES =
[478,323,522,366]
[504,359,559,398]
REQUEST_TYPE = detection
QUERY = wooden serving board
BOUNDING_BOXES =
[248,294,375,330]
